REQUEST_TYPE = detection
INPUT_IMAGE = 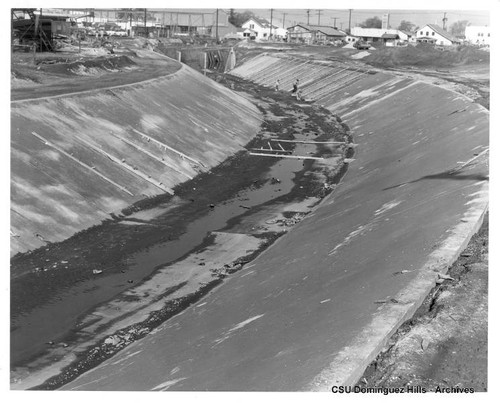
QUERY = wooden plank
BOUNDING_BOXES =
[249,148,292,153]
[248,152,324,160]
[270,139,348,145]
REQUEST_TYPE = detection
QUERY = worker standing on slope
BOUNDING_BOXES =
[291,79,299,96]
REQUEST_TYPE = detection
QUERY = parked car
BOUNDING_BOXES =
[108,29,127,37]
[354,40,371,50]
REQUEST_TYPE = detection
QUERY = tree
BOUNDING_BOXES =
[228,10,255,27]
[398,20,416,32]
[450,20,469,36]
[360,16,382,29]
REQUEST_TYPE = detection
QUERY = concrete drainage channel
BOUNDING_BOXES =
[10,82,352,389]
[11,52,488,391]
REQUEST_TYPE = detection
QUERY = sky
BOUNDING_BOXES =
[7,0,493,30]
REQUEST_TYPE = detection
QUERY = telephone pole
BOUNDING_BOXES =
[317,10,322,25]
[282,12,287,28]
[442,12,448,30]
[348,9,352,34]
[269,8,273,39]
[332,17,338,28]
[215,8,219,43]
[306,9,310,25]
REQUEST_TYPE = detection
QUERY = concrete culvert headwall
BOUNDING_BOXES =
[10,65,262,256]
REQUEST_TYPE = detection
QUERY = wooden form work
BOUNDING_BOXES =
[248,138,357,161]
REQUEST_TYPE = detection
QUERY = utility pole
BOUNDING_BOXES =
[215,8,219,43]
[144,8,147,37]
[332,17,338,28]
[306,9,310,25]
[282,12,287,28]
[317,10,322,25]
[348,9,352,34]
[270,8,273,39]
[442,12,448,30]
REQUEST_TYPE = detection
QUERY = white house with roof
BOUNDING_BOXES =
[350,27,409,46]
[414,24,460,46]
[242,17,285,40]
[287,24,345,44]
[465,25,491,46]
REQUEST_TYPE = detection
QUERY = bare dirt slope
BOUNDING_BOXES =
[359,214,488,392]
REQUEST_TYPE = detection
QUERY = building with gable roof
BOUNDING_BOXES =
[414,24,461,46]
[287,24,345,44]
[242,16,286,40]
[350,27,410,44]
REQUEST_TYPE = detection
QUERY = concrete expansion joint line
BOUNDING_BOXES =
[131,128,204,168]
[31,131,133,196]
[72,134,172,193]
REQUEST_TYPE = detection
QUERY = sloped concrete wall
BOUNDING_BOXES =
[11,65,262,255]
[225,54,489,391]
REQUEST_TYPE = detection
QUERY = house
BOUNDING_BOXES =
[381,33,401,47]
[414,24,460,46]
[242,17,280,40]
[307,25,345,44]
[287,24,345,44]
[237,27,257,40]
[287,24,314,43]
[350,27,409,45]
[464,25,491,46]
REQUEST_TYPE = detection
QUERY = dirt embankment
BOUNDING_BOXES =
[360,45,490,110]
[363,44,489,69]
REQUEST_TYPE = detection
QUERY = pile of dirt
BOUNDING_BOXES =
[364,44,489,69]
[11,71,41,87]
[41,55,137,76]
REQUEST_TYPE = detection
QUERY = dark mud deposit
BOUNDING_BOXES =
[11,75,353,389]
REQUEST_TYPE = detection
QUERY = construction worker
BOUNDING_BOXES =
[291,79,299,96]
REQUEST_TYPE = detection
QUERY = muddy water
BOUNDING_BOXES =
[130,158,303,273]
[11,155,304,367]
